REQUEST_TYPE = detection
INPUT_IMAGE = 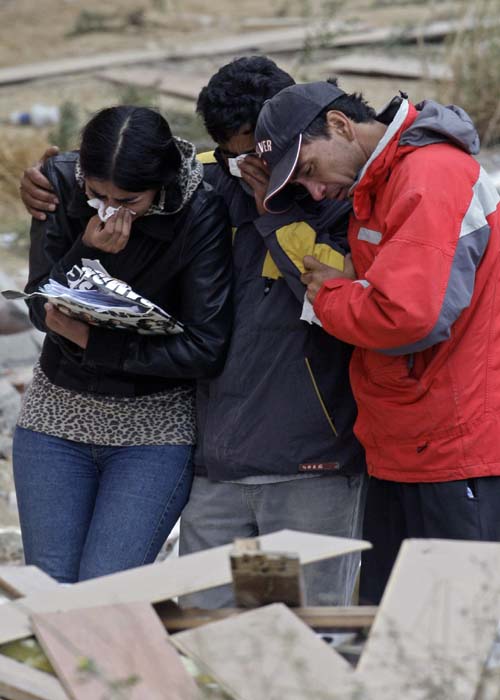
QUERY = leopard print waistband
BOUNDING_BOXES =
[17,363,196,446]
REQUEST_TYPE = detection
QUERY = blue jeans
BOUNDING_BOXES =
[13,427,193,583]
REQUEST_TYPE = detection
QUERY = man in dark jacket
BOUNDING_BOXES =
[20,57,366,607]
[186,57,366,607]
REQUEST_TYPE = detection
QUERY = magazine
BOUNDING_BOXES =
[1,259,183,336]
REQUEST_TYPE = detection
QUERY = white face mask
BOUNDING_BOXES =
[227,152,253,179]
[87,198,136,222]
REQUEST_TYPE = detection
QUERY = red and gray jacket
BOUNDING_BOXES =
[314,96,500,483]
[195,151,365,479]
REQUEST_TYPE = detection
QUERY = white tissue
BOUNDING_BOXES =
[300,293,323,327]
[87,198,121,222]
[228,153,251,178]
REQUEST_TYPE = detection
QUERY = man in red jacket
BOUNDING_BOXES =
[255,79,500,603]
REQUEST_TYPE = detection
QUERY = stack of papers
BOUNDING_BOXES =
[1,259,183,336]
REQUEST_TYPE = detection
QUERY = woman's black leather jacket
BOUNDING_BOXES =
[26,152,233,396]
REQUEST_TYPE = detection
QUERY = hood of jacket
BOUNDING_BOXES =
[352,96,480,221]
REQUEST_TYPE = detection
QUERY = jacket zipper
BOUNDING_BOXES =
[305,357,338,437]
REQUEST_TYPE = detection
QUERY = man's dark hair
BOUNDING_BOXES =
[80,105,182,192]
[196,56,295,144]
[303,78,377,143]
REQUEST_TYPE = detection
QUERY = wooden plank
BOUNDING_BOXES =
[324,54,452,81]
[330,15,500,49]
[31,602,199,700]
[356,539,500,700]
[240,17,305,29]
[295,605,377,629]
[0,28,319,87]
[172,603,357,700]
[0,49,170,87]
[230,549,304,607]
[99,68,208,101]
[2,16,496,88]
[0,602,34,643]
[0,23,343,86]
[0,529,370,645]
[0,566,59,599]
[156,604,378,632]
[180,15,499,56]
[0,652,68,700]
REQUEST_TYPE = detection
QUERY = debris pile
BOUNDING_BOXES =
[0,534,499,699]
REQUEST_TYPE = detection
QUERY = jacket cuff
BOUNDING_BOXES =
[60,236,100,271]
[313,278,347,315]
[83,326,129,370]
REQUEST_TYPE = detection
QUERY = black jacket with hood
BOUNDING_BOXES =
[195,151,365,480]
[26,151,233,397]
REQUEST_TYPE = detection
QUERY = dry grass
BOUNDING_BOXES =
[441,0,500,146]
[0,128,48,228]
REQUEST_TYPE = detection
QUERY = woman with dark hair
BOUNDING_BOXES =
[13,105,232,583]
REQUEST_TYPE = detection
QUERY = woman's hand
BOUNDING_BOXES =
[44,303,89,349]
[20,146,60,220]
[82,208,132,253]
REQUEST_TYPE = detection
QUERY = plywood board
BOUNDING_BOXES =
[0,566,59,598]
[324,54,452,81]
[356,539,500,700]
[0,601,35,643]
[31,602,199,700]
[172,603,359,700]
[99,68,208,101]
[0,529,370,644]
[0,652,68,700]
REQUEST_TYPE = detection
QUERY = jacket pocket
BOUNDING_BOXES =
[360,351,417,393]
[352,349,460,444]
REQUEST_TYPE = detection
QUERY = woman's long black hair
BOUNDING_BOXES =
[79,106,182,193]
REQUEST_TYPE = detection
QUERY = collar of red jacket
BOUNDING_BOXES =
[351,98,418,221]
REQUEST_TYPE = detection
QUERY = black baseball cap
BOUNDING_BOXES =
[255,81,345,213]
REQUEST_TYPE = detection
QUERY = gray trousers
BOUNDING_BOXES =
[179,472,367,608]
